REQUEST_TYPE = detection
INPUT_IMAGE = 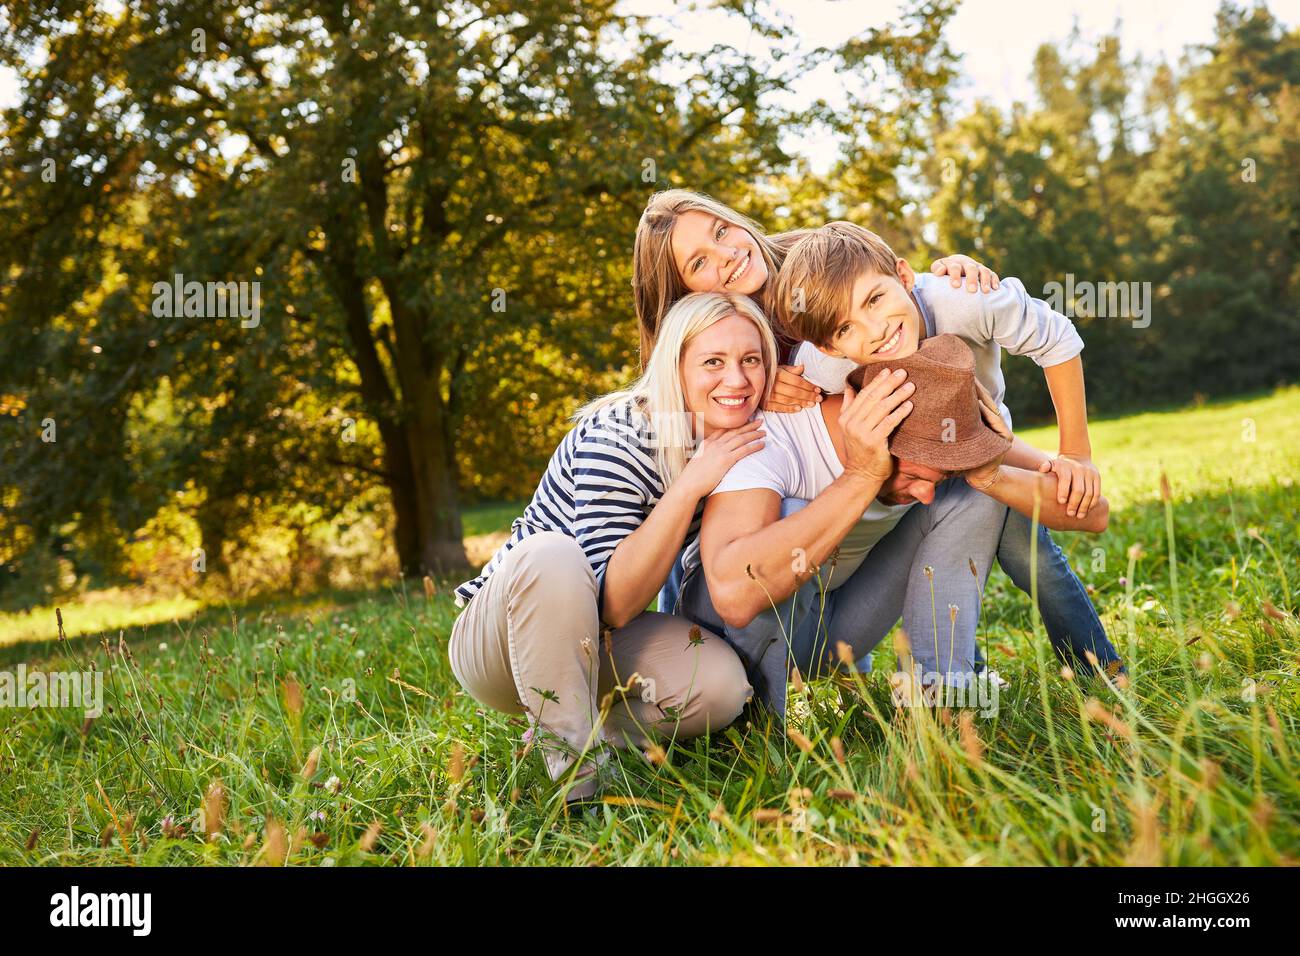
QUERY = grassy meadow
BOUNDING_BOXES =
[0,387,1297,866]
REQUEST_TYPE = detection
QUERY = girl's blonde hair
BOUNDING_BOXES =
[578,291,779,487]
[633,189,802,369]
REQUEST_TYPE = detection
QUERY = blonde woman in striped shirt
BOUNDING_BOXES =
[450,292,778,804]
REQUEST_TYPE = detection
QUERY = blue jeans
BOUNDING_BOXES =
[663,503,1125,680]
[658,553,687,616]
[677,482,1006,721]
[990,508,1123,674]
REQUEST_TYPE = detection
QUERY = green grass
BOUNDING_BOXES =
[1019,386,1299,507]
[0,589,203,649]
[460,499,528,538]
[0,387,1297,866]
[0,500,528,649]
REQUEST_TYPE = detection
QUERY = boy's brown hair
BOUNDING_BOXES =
[772,220,901,348]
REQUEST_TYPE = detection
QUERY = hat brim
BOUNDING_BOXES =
[887,427,1011,473]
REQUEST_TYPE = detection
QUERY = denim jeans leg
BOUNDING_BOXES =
[681,486,1004,718]
[996,508,1123,673]
[829,479,1004,686]
[801,480,1004,685]
[657,547,686,614]
[678,563,821,723]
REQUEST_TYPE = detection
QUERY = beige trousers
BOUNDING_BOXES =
[449,531,752,788]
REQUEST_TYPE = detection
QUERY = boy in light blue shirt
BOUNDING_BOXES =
[773,220,1122,676]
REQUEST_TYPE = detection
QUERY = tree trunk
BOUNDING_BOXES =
[402,384,467,576]
[325,168,470,577]
[387,430,466,577]
[376,399,463,578]
[387,455,424,578]
[321,236,466,578]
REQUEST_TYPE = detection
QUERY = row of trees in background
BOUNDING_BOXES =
[1,0,1297,604]
[927,4,1300,415]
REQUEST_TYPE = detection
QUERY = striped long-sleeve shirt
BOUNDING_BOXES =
[454,400,703,609]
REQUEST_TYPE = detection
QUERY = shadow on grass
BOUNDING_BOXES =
[0,564,478,669]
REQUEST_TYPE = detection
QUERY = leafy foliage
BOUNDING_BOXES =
[1,1,1297,604]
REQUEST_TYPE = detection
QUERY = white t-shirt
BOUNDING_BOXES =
[791,272,1085,430]
[684,403,913,589]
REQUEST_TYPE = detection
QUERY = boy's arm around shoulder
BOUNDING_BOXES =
[922,273,1085,367]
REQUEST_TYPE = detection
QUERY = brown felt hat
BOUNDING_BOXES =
[845,333,1011,472]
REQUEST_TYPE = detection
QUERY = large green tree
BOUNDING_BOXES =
[3,0,966,593]
[0,0,809,584]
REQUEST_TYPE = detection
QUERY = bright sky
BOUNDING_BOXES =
[3,0,1297,172]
